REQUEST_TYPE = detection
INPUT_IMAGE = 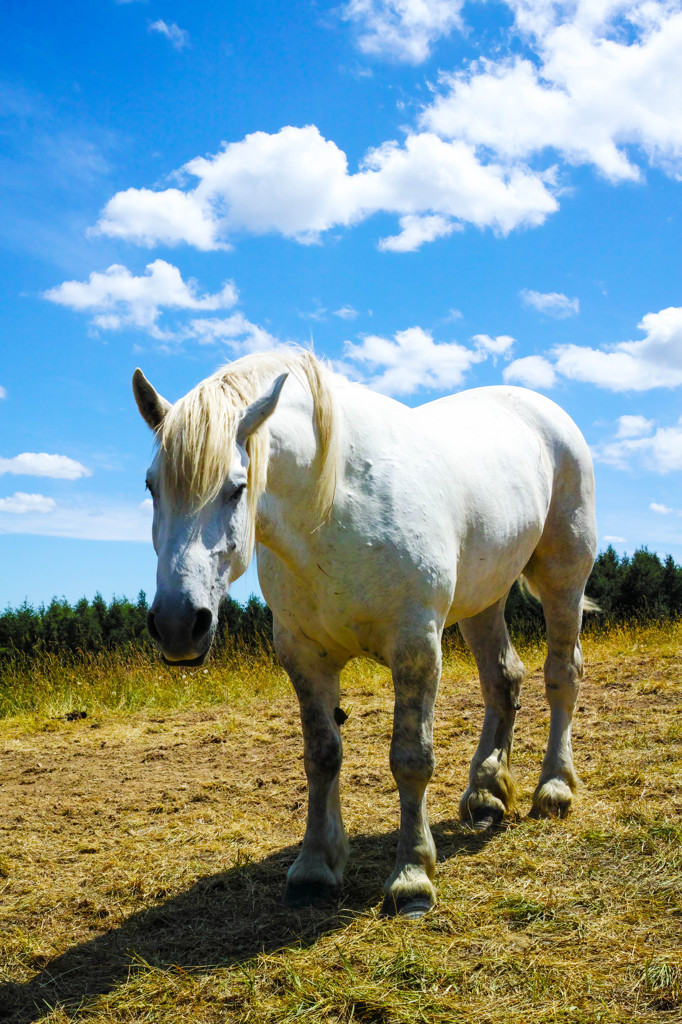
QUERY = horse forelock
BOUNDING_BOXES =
[156,349,340,532]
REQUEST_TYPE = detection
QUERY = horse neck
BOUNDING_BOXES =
[255,377,328,545]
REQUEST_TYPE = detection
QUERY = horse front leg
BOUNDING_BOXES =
[383,626,441,918]
[275,624,349,906]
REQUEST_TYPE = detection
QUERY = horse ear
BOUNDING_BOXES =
[237,373,288,446]
[132,369,171,432]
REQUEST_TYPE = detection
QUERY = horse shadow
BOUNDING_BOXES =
[0,818,501,1023]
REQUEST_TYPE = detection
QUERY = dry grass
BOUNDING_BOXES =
[0,621,680,1023]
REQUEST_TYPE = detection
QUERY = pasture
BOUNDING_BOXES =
[0,621,680,1023]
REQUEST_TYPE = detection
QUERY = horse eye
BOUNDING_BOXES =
[230,484,246,503]
[145,480,155,498]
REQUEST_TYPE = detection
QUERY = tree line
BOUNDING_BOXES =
[1,546,681,663]
[0,591,274,662]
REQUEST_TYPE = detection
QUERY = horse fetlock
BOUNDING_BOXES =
[382,863,436,918]
[283,875,339,907]
[460,785,508,825]
[285,841,347,906]
[466,753,516,808]
[530,777,576,819]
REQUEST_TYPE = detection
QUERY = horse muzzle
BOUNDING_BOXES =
[147,602,215,665]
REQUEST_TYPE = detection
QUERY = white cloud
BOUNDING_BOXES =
[603,535,627,544]
[596,416,682,472]
[149,19,190,50]
[85,4,682,260]
[333,306,360,320]
[503,355,558,389]
[44,260,238,338]
[361,133,557,234]
[0,385,6,399]
[378,213,459,252]
[93,125,558,252]
[0,453,91,480]
[520,288,579,317]
[0,492,56,514]
[616,414,654,438]
[342,0,464,63]
[185,315,279,354]
[511,304,682,392]
[93,188,221,250]
[650,501,674,514]
[552,306,682,390]
[185,127,360,243]
[421,3,682,182]
[342,325,487,395]
[472,333,515,357]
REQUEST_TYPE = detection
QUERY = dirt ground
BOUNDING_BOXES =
[0,641,681,1022]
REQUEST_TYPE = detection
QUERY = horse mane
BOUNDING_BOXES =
[157,348,340,550]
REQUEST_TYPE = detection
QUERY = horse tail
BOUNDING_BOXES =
[518,574,601,614]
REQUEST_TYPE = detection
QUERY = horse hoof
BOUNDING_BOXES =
[283,879,338,908]
[467,806,504,832]
[381,893,434,919]
[529,799,571,820]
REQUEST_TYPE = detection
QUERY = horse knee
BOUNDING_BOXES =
[304,726,342,781]
[544,653,581,706]
[390,746,435,791]
[479,644,524,711]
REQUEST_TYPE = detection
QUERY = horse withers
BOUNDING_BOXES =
[133,349,597,918]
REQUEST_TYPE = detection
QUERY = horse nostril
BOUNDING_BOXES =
[147,610,162,643]
[192,607,213,645]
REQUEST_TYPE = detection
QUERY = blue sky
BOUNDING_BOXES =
[2,0,682,609]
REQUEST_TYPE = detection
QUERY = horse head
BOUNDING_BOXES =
[132,368,287,664]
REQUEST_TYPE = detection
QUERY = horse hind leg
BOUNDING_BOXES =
[383,621,441,918]
[523,566,590,819]
[459,595,524,830]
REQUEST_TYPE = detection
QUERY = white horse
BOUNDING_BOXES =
[133,349,597,917]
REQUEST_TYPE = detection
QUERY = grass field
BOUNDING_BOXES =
[0,622,680,1023]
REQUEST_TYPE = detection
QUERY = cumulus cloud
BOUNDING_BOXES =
[86,3,682,258]
[596,416,682,472]
[520,289,580,317]
[472,333,515,358]
[0,453,90,479]
[0,492,57,514]
[378,213,459,252]
[93,188,221,250]
[185,315,279,354]
[341,325,495,395]
[342,0,465,63]
[44,260,238,338]
[650,501,674,514]
[616,414,654,438]
[507,305,682,392]
[421,1,682,182]
[552,306,682,390]
[149,20,190,50]
[93,125,558,252]
[503,355,558,389]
